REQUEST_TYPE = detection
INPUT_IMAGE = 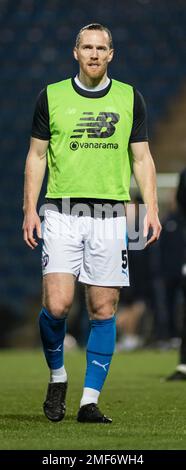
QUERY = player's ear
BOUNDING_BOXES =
[73,47,78,61]
[108,48,114,63]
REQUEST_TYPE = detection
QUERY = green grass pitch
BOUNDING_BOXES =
[0,349,186,450]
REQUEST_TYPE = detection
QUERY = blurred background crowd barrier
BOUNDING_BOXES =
[0,0,186,349]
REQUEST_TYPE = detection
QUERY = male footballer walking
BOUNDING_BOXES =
[23,23,161,423]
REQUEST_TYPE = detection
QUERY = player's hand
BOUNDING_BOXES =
[22,210,42,249]
[143,209,162,247]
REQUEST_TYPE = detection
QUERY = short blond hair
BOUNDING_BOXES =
[75,23,113,49]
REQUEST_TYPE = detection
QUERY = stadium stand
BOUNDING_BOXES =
[0,0,186,324]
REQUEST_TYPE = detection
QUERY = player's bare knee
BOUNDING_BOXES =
[90,302,116,320]
[43,299,72,319]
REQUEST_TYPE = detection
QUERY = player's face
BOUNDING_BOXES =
[73,30,114,82]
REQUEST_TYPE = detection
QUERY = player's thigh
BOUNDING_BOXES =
[86,285,120,320]
[79,216,129,287]
[42,273,76,317]
[42,209,84,277]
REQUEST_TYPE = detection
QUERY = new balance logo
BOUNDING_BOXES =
[71,112,120,139]
[48,344,62,352]
[92,360,110,372]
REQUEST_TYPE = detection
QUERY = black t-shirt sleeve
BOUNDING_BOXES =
[31,88,51,140]
[129,88,148,143]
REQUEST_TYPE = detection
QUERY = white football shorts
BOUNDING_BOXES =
[41,209,129,287]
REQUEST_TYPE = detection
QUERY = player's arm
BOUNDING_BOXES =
[130,140,162,246]
[23,88,50,249]
[23,137,48,249]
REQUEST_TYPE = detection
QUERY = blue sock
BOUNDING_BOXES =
[39,307,66,370]
[84,317,116,392]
